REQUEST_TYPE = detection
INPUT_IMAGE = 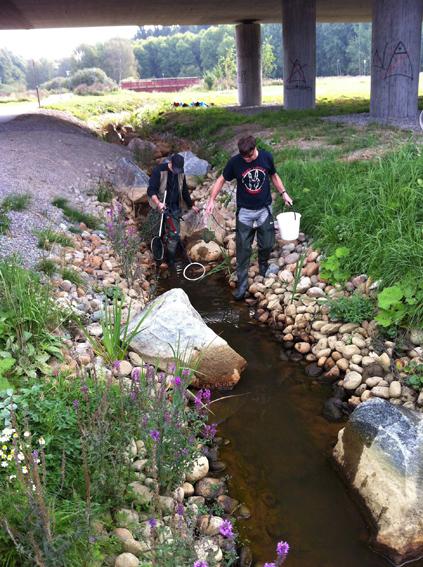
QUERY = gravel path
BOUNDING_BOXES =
[323,112,423,132]
[0,111,131,266]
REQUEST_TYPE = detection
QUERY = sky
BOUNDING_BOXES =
[0,26,139,61]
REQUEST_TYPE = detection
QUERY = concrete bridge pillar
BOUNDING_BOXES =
[370,0,423,120]
[282,0,316,109]
[236,22,262,107]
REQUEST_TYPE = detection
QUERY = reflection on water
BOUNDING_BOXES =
[161,273,423,567]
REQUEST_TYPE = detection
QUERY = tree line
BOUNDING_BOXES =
[0,22,412,93]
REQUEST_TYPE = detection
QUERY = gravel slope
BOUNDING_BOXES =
[0,111,131,266]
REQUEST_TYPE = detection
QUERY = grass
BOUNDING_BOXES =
[61,267,85,287]
[2,193,31,212]
[94,179,114,203]
[37,258,57,276]
[0,208,10,234]
[35,228,74,250]
[51,197,100,229]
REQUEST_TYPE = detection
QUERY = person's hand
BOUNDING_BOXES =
[205,199,214,217]
[157,202,166,213]
[282,192,293,207]
[192,205,200,214]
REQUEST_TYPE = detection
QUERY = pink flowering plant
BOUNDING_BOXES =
[106,200,141,285]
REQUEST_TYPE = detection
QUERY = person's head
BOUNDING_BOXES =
[238,135,257,162]
[169,153,184,174]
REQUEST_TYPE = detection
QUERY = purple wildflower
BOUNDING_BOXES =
[167,361,176,374]
[131,367,140,382]
[146,364,155,381]
[201,389,211,404]
[219,519,233,538]
[142,415,148,427]
[276,541,290,557]
[193,562,208,567]
[163,411,172,424]
[157,372,165,383]
[181,368,190,377]
[148,518,157,529]
[32,450,39,460]
[72,399,79,410]
[112,360,120,370]
[263,564,276,567]
[129,390,137,401]
[173,375,181,387]
[203,423,217,439]
[176,502,185,516]
[150,430,160,443]
[80,384,89,394]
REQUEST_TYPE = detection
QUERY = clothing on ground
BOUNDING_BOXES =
[223,149,276,210]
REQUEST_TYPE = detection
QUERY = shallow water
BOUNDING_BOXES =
[162,271,423,567]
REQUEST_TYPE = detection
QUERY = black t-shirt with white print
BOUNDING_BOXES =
[222,149,276,210]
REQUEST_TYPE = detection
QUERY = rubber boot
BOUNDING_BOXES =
[259,261,268,277]
[232,270,249,301]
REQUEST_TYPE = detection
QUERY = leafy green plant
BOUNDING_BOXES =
[404,361,423,391]
[0,257,65,380]
[35,228,74,250]
[320,247,351,283]
[375,278,423,328]
[2,193,31,212]
[37,258,57,276]
[0,207,10,234]
[106,202,141,285]
[290,251,307,303]
[328,292,376,324]
[205,247,234,279]
[0,358,15,392]
[83,291,150,364]
[94,179,114,203]
[61,267,84,287]
[52,197,99,229]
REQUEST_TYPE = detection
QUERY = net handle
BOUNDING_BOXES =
[158,190,167,237]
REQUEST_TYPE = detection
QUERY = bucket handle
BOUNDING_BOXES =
[282,203,298,220]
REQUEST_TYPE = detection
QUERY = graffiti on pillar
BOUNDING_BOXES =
[373,41,413,80]
[286,59,311,90]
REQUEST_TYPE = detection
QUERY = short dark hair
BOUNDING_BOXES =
[171,153,184,174]
[238,135,256,156]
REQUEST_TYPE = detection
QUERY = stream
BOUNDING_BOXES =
[161,270,423,567]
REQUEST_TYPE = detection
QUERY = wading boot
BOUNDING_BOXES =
[259,261,268,277]
[232,270,248,301]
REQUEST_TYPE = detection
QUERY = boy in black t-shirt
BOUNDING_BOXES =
[205,135,293,300]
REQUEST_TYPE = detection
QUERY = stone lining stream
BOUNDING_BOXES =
[162,269,423,567]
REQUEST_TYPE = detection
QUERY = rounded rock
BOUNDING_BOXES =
[186,455,209,483]
[389,381,402,399]
[115,553,139,567]
[343,371,363,391]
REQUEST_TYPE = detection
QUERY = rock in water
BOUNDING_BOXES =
[333,398,423,564]
[127,288,246,388]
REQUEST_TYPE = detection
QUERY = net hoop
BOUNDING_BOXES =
[182,262,206,281]
[151,236,164,261]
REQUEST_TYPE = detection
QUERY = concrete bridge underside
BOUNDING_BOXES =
[1,0,422,121]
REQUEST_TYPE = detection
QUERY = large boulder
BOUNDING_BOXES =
[127,288,246,389]
[113,157,149,191]
[178,151,210,177]
[181,209,226,246]
[189,240,222,262]
[333,398,423,564]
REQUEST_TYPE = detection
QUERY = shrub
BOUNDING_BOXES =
[106,202,141,285]
[94,179,114,203]
[41,76,70,92]
[328,293,376,324]
[2,193,31,212]
[73,80,116,96]
[35,228,74,250]
[69,67,111,90]
[51,197,99,229]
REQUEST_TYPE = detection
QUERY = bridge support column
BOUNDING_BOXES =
[370,0,423,121]
[236,22,262,107]
[282,0,316,109]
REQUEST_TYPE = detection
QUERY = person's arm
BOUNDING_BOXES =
[147,168,166,211]
[205,175,225,215]
[271,173,293,207]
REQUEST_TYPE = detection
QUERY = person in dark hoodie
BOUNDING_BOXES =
[205,135,293,300]
[147,153,198,267]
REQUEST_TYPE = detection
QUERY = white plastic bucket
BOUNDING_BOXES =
[276,211,301,241]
